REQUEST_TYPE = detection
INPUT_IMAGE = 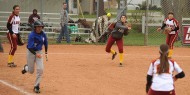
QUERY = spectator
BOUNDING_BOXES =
[57,2,73,43]
[28,9,40,30]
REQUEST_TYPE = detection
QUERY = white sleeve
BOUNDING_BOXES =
[174,62,183,73]
[147,63,153,75]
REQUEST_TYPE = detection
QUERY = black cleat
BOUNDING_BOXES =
[33,86,40,93]
[21,65,27,74]
[119,63,123,67]
[7,62,17,67]
[112,52,117,60]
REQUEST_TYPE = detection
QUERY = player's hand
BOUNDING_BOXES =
[45,53,48,61]
[128,27,132,30]
[164,27,172,34]
[157,28,161,32]
[126,23,132,30]
[167,27,172,31]
[12,34,17,38]
[36,53,42,58]
[173,77,178,82]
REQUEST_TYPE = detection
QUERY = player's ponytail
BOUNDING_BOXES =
[158,44,169,74]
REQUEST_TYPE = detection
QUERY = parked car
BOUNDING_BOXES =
[115,3,140,10]
[127,4,140,10]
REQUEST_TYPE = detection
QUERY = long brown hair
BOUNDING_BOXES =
[158,44,169,74]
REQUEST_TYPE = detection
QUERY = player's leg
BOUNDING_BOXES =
[116,38,123,66]
[22,49,35,74]
[7,32,17,67]
[166,34,170,46]
[34,50,44,93]
[105,36,117,60]
[166,34,172,58]
[168,34,178,58]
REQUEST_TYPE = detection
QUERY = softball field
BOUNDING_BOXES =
[0,44,189,95]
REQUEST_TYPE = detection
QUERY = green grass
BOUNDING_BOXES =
[0,26,185,47]
[122,26,183,47]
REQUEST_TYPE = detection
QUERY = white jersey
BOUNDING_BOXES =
[7,14,20,34]
[147,59,182,91]
[164,18,178,34]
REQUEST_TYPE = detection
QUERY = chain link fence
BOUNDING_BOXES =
[145,0,190,46]
[0,0,190,45]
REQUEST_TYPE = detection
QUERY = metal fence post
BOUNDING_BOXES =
[40,0,43,21]
[96,0,99,38]
[144,0,149,46]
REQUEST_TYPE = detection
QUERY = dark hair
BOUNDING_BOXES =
[168,12,174,15]
[13,5,19,10]
[33,9,37,12]
[158,44,169,74]
[120,14,127,19]
[63,2,67,5]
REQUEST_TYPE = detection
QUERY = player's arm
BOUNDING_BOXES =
[160,21,166,30]
[173,62,185,81]
[174,71,185,79]
[161,18,167,30]
[171,19,179,31]
[7,15,14,34]
[115,22,128,30]
[43,33,48,61]
[146,75,152,93]
[27,34,36,55]
[146,63,153,93]
[157,19,166,32]
[43,33,48,54]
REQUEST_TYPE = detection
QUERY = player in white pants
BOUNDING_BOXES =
[22,20,48,93]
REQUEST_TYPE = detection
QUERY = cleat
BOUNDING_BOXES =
[112,52,117,60]
[33,86,40,93]
[21,65,27,74]
[7,62,17,67]
[119,63,123,67]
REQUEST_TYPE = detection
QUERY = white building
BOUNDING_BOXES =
[151,0,161,7]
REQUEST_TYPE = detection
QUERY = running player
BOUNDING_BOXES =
[105,15,131,66]
[157,12,179,58]
[6,5,20,67]
[21,20,48,93]
[146,44,185,95]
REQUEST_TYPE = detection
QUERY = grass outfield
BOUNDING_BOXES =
[0,28,184,47]
[124,27,183,46]
[47,30,183,47]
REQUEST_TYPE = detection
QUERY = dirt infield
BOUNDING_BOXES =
[0,44,189,95]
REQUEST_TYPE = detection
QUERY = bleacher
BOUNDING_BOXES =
[0,11,92,41]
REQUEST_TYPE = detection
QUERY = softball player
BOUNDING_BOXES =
[146,44,185,95]
[21,20,48,93]
[6,5,20,67]
[105,15,131,66]
[157,12,179,58]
